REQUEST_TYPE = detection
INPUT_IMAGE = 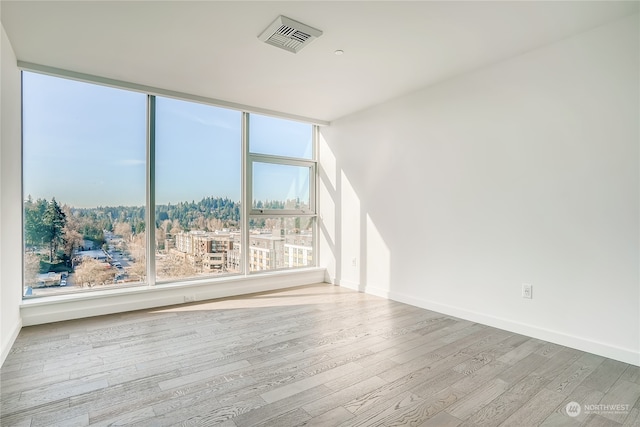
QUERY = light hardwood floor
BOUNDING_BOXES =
[1,283,639,426]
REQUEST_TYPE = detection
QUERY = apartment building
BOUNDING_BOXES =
[172,229,313,272]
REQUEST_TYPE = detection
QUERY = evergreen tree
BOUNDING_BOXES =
[42,198,67,262]
[24,198,48,246]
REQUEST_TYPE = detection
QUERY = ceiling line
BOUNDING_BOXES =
[17,61,330,127]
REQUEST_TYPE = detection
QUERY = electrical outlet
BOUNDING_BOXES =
[351,257,357,267]
[184,295,196,303]
[522,283,532,299]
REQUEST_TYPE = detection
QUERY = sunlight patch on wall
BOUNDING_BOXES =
[319,132,337,191]
[341,170,360,287]
[365,214,390,294]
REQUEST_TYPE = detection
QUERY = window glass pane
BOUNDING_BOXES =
[248,217,314,272]
[249,114,313,159]
[22,72,147,297]
[252,162,311,211]
[155,97,241,281]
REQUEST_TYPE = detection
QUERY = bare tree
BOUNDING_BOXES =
[171,219,183,234]
[156,226,166,247]
[114,222,133,241]
[61,205,84,257]
[75,258,116,287]
[157,254,196,280]
[207,217,223,232]
[24,252,41,287]
[129,233,146,262]
[195,215,206,231]
[161,219,172,234]
[128,255,146,282]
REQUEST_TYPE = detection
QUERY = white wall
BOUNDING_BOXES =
[320,14,640,365]
[1,22,24,366]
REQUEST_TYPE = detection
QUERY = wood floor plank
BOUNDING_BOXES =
[499,387,566,427]
[584,413,623,427]
[498,353,548,385]
[621,365,640,385]
[382,316,453,339]
[253,407,312,427]
[418,410,462,427]
[342,371,431,417]
[497,338,545,365]
[458,331,515,357]
[326,356,398,391]
[157,359,251,391]
[1,371,71,395]
[623,408,640,426]
[259,362,360,404]
[302,376,387,417]
[91,406,157,427]
[534,342,566,359]
[31,403,91,427]
[580,358,628,394]
[18,377,109,407]
[382,386,462,426]
[234,384,331,427]
[2,417,33,427]
[2,283,639,427]
[380,329,497,385]
[596,379,640,424]
[460,374,548,427]
[449,360,510,397]
[354,333,432,367]
[340,391,424,427]
[300,406,355,426]
[452,352,495,376]
[140,395,265,426]
[410,370,466,399]
[545,353,606,396]
[445,378,510,420]
[533,348,583,380]
[1,395,67,427]
[540,384,605,426]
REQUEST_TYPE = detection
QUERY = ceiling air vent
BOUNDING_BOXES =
[258,15,322,54]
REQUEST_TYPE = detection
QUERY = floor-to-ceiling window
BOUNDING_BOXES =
[22,72,147,296]
[248,114,316,272]
[21,72,317,298]
[155,97,242,282]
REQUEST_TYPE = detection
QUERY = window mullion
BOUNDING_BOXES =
[249,153,315,168]
[146,95,156,286]
[241,112,250,276]
[313,125,319,266]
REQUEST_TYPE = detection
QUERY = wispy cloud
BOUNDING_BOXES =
[116,159,145,166]
[169,105,238,130]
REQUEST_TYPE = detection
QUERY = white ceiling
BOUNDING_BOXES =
[1,1,638,123]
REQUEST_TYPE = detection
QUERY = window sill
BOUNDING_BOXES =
[20,267,327,326]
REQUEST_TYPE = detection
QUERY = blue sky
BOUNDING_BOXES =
[22,72,312,208]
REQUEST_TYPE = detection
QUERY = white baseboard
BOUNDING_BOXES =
[336,279,362,291]
[21,268,326,326]
[324,272,337,285]
[1,317,22,368]
[354,286,640,367]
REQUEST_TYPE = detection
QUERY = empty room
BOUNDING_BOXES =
[1,1,639,426]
